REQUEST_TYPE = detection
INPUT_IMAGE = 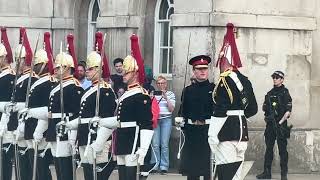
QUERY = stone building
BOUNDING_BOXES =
[1,0,320,173]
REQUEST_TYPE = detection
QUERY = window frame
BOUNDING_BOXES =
[87,0,100,55]
[153,0,174,80]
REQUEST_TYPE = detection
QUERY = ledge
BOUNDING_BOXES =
[96,16,140,28]
[0,17,74,29]
[171,12,316,30]
[0,17,51,29]
[97,16,141,29]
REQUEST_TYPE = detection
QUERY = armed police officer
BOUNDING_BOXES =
[64,31,117,180]
[208,23,258,180]
[0,27,15,180]
[46,34,83,180]
[176,55,215,180]
[256,71,292,180]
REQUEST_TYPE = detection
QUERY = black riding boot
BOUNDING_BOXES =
[256,168,271,179]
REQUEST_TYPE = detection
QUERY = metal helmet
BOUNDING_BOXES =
[14,44,26,59]
[123,55,138,73]
[0,43,7,57]
[55,52,74,68]
[86,51,102,69]
[34,49,48,65]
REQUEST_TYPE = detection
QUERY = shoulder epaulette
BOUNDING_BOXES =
[220,69,232,77]
[72,78,81,87]
[102,81,111,89]
[32,72,39,78]
[141,87,149,96]
[49,76,57,82]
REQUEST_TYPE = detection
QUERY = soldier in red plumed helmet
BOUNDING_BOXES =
[208,23,258,180]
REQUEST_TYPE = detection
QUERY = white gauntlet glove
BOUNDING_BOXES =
[98,116,118,129]
[208,116,227,153]
[91,127,113,153]
[135,129,154,165]
[174,117,185,128]
[28,107,49,120]
[33,119,48,142]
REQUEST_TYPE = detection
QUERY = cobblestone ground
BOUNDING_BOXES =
[12,166,320,180]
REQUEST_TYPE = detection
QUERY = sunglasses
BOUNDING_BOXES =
[272,75,281,80]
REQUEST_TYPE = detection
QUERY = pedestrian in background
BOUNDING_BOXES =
[150,75,175,174]
[77,61,92,90]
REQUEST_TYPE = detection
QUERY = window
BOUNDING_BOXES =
[87,0,100,55]
[154,0,174,79]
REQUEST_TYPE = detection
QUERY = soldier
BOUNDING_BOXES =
[19,32,55,180]
[256,71,292,180]
[63,31,117,180]
[46,34,83,180]
[0,27,15,180]
[113,34,154,180]
[8,27,38,180]
[208,23,258,180]
[175,55,215,180]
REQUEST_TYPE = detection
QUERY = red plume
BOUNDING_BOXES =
[44,32,54,74]
[67,34,78,77]
[1,27,13,64]
[20,27,33,66]
[216,23,242,69]
[130,34,145,85]
[95,32,110,79]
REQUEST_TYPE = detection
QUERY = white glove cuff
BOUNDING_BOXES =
[0,102,7,113]
[66,119,79,130]
[34,119,48,134]
[99,116,118,129]
[208,116,227,141]
[29,107,48,120]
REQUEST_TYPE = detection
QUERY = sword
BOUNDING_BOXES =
[136,153,140,180]
[11,30,27,180]
[23,33,41,180]
[0,137,2,180]
[91,33,107,180]
[32,141,38,180]
[56,42,65,159]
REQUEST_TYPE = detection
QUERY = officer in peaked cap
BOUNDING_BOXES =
[46,34,84,180]
[176,54,215,180]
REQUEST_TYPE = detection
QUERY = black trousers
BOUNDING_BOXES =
[17,146,33,180]
[118,165,148,180]
[1,143,14,180]
[82,161,116,180]
[264,123,288,173]
[28,148,52,180]
[216,161,242,180]
[54,156,73,180]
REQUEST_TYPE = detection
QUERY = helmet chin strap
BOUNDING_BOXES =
[91,68,99,83]
[37,63,47,76]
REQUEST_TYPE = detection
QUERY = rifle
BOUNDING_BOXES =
[266,95,292,139]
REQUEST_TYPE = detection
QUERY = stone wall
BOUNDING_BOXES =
[0,0,320,173]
